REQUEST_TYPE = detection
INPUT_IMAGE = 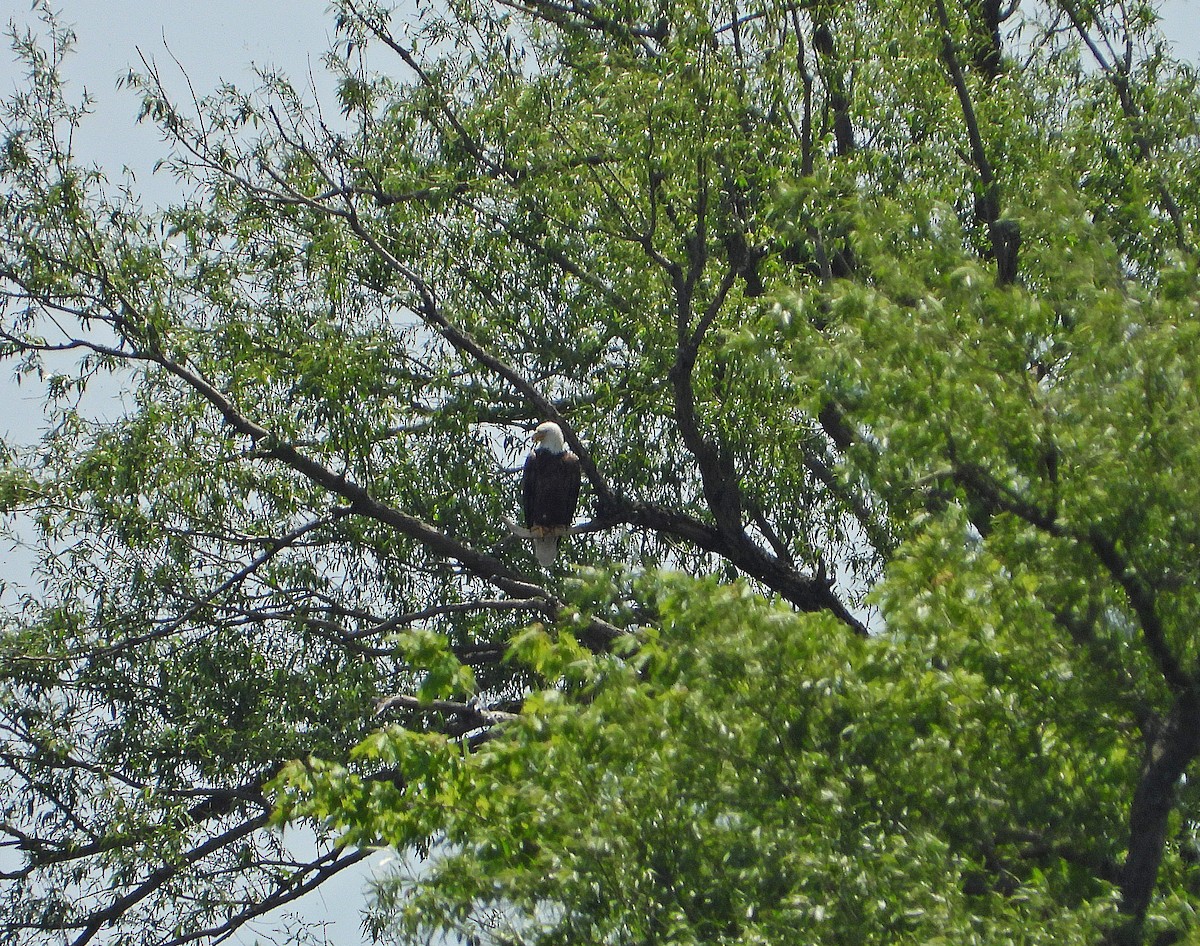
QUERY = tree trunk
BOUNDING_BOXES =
[1112,689,1200,945]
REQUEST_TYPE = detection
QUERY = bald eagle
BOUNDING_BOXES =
[522,421,581,566]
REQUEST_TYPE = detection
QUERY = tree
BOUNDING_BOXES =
[1,0,1198,943]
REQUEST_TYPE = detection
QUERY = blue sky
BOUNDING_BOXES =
[0,0,1197,942]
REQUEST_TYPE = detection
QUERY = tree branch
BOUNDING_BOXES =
[156,846,372,946]
[1056,0,1189,252]
[1111,689,1200,944]
[69,815,269,946]
[375,693,520,729]
[951,460,1189,693]
[933,0,1020,284]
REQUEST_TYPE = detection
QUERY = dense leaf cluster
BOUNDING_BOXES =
[285,563,1138,944]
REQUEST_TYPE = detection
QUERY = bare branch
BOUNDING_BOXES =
[375,693,520,727]
[155,846,373,946]
[68,815,268,946]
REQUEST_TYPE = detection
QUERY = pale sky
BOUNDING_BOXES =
[0,0,1197,942]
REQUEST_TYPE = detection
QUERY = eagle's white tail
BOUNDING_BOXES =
[534,535,559,566]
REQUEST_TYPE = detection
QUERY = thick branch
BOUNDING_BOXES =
[811,13,855,157]
[596,499,867,634]
[934,0,1022,284]
[139,351,622,651]
[1112,689,1200,944]
[669,268,745,537]
[1084,530,1189,694]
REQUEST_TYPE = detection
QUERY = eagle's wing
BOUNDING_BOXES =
[563,451,582,523]
[521,450,537,527]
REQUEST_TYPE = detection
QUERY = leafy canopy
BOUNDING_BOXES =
[0,0,1198,944]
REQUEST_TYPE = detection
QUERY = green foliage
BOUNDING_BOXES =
[283,566,1149,944]
[2,0,1200,943]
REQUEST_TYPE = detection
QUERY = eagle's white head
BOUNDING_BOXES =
[531,421,567,454]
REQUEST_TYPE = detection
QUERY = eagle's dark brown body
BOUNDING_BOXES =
[522,447,581,531]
